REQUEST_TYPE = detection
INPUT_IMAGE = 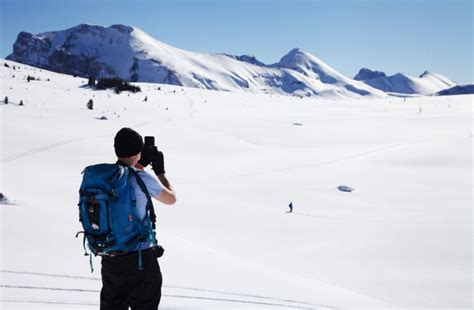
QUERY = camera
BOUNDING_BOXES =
[138,136,156,167]
[144,136,155,149]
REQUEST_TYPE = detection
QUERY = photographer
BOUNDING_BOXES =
[100,127,176,310]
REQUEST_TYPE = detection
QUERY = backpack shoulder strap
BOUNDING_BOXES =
[128,167,157,229]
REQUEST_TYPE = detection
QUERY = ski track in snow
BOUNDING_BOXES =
[1,299,98,307]
[0,122,151,164]
[187,97,198,118]
[291,212,472,224]
[1,299,318,310]
[0,286,322,310]
[238,143,408,177]
[0,270,333,310]
[0,138,85,164]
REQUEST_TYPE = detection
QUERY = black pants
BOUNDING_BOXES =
[100,248,162,310]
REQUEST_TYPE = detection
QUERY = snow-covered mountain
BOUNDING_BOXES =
[354,68,387,81]
[354,68,456,95]
[7,24,386,98]
[435,84,474,96]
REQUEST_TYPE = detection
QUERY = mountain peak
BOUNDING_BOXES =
[279,48,312,65]
[67,23,105,33]
[419,70,432,78]
[276,48,323,72]
[57,24,135,36]
[288,47,305,54]
[417,70,456,88]
[110,24,135,34]
[354,68,387,81]
[5,24,388,98]
[275,48,348,84]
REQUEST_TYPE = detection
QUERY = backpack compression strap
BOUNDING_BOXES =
[128,167,157,230]
[116,161,157,229]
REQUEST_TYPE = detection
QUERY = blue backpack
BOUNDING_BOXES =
[77,163,157,272]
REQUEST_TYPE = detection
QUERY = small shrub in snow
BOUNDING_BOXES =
[96,77,141,94]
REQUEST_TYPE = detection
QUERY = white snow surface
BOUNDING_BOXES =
[0,60,472,310]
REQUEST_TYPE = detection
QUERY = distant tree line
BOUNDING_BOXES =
[88,77,141,94]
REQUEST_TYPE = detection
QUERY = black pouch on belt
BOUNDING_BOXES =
[152,245,165,258]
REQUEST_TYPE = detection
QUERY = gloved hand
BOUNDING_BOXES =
[149,146,165,175]
[138,146,152,167]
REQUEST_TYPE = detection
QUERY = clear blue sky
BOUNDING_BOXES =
[0,0,472,83]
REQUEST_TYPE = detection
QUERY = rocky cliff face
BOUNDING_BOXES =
[11,25,164,81]
[354,68,387,81]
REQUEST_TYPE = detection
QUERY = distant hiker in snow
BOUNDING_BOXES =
[288,202,293,213]
[4,96,8,104]
[86,99,93,110]
[19,100,24,106]
[144,96,148,102]
[78,127,177,309]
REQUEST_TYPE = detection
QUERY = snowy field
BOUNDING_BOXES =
[0,60,472,310]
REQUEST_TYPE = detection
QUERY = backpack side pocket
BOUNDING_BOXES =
[79,189,110,236]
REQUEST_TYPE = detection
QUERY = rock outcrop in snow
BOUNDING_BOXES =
[223,54,266,67]
[354,68,387,81]
[7,24,386,98]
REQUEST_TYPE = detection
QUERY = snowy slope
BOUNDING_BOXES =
[7,24,386,99]
[270,48,382,97]
[435,84,474,96]
[354,68,456,95]
[0,60,472,310]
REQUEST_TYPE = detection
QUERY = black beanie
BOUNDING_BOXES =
[114,127,144,157]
